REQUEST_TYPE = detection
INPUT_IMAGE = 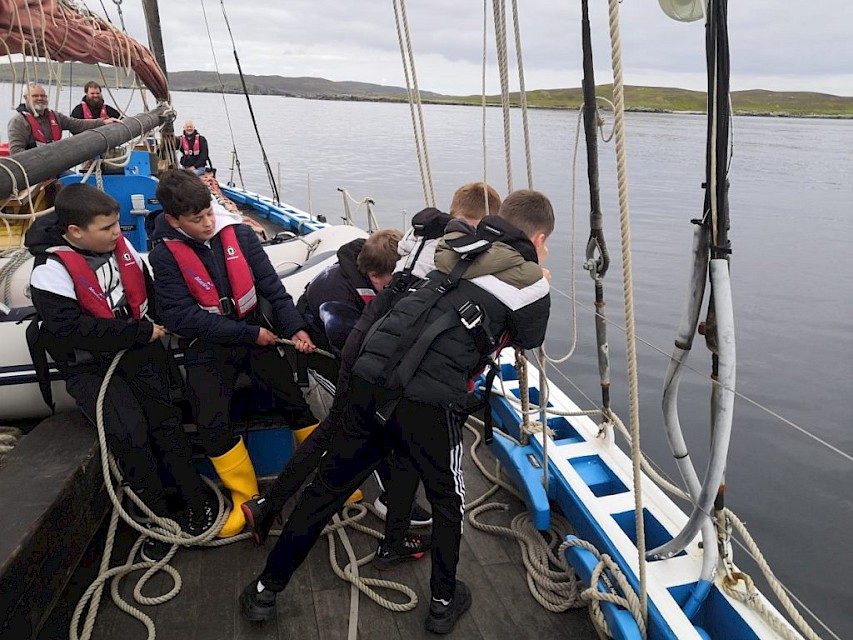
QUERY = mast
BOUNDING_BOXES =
[141,0,177,168]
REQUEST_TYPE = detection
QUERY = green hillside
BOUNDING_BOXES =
[2,63,850,117]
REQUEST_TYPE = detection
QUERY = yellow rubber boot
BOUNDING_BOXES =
[209,437,259,538]
[293,423,363,504]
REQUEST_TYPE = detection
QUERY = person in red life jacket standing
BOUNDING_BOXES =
[178,120,210,176]
[7,83,119,155]
[70,81,122,121]
[24,183,217,549]
[148,169,319,539]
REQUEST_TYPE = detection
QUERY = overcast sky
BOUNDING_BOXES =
[106,1,851,97]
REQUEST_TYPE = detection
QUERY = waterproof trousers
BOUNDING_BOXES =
[65,342,207,514]
[184,343,316,456]
[259,376,466,601]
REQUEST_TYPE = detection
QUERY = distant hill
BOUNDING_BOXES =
[1,63,850,117]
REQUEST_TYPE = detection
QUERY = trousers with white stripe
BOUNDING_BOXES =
[259,376,467,602]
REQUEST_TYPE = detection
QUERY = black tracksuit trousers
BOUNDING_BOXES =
[184,343,316,457]
[65,342,207,514]
[259,376,466,601]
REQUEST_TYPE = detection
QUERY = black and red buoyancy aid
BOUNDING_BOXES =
[22,111,62,145]
[163,225,257,318]
[180,134,201,156]
[49,235,148,319]
[80,101,108,119]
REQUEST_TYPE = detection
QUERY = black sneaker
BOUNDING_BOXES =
[180,499,217,536]
[373,492,433,527]
[424,580,472,635]
[372,531,432,570]
[241,496,277,546]
[140,537,171,563]
[239,581,277,622]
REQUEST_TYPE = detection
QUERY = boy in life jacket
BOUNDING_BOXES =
[25,183,216,538]
[241,230,432,555]
[240,190,554,635]
[148,169,318,538]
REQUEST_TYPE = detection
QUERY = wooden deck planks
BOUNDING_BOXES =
[42,426,599,640]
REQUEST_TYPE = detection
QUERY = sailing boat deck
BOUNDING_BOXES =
[40,425,598,640]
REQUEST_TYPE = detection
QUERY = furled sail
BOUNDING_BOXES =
[0,0,168,101]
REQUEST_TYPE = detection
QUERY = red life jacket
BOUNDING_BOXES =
[22,110,62,145]
[80,101,108,119]
[355,288,376,305]
[180,134,201,156]
[164,225,257,318]
[49,236,148,319]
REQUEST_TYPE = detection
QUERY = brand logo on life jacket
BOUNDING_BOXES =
[122,252,132,263]
[187,269,213,291]
[225,245,237,258]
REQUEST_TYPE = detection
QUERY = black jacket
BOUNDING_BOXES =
[70,99,121,120]
[147,209,306,351]
[352,216,550,409]
[178,132,209,170]
[300,238,371,351]
[25,213,155,373]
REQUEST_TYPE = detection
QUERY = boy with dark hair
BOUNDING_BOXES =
[25,183,215,543]
[148,169,317,539]
[240,189,554,634]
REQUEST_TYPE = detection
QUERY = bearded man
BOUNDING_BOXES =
[70,81,122,121]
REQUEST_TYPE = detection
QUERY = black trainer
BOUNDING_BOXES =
[242,496,278,546]
[424,580,472,635]
[239,580,277,622]
[140,537,171,563]
[373,492,433,527]
[181,499,217,536]
[372,530,432,570]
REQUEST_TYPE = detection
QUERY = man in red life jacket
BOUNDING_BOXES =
[178,120,210,175]
[7,83,119,155]
[148,169,318,539]
[70,81,122,121]
[25,183,217,546]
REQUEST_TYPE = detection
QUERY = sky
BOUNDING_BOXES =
[87,1,853,97]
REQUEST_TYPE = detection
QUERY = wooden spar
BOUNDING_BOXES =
[0,106,170,200]
[141,0,177,167]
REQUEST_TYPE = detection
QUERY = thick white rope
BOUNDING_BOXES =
[70,349,251,640]
[509,0,533,188]
[491,0,514,193]
[605,0,647,620]
[392,0,435,208]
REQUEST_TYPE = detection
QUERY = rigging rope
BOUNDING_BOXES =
[491,0,513,192]
[199,0,245,190]
[391,0,435,208]
[604,0,648,622]
[218,0,280,203]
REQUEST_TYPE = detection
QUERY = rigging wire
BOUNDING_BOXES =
[392,0,435,208]
[218,0,280,203]
[199,0,245,189]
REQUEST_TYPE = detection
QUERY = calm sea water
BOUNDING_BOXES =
[4,85,852,637]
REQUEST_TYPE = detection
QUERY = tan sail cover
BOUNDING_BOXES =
[0,0,168,101]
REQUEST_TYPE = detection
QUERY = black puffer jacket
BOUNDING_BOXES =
[300,238,371,351]
[352,216,550,409]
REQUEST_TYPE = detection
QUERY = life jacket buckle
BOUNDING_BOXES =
[458,301,483,330]
[218,296,236,315]
[112,305,132,320]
